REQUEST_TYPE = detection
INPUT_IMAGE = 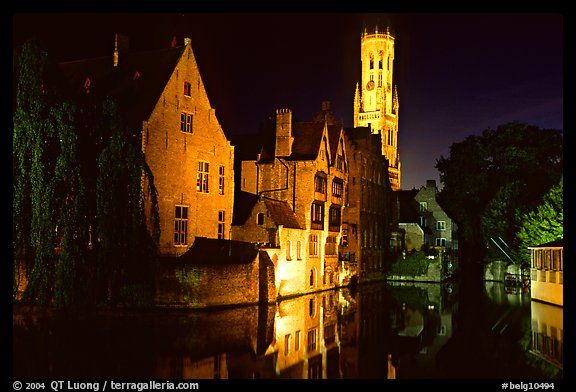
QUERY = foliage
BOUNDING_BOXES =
[514,176,563,264]
[436,122,563,273]
[388,251,433,277]
[95,99,160,307]
[13,39,160,309]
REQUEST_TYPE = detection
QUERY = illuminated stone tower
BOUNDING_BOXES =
[353,26,401,190]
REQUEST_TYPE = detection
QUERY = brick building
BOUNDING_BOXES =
[340,126,395,284]
[60,35,235,257]
[233,102,349,295]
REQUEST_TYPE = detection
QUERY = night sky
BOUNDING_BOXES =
[12,13,564,190]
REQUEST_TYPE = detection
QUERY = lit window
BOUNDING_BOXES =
[196,161,209,193]
[332,179,343,197]
[286,240,292,261]
[309,235,318,256]
[218,165,225,195]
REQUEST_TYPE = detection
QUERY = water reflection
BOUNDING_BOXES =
[13,280,562,379]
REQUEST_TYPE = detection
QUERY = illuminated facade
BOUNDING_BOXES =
[529,239,563,307]
[59,36,235,257]
[353,26,401,190]
[234,102,348,295]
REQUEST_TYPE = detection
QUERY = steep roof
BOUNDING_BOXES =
[263,198,304,229]
[289,121,325,161]
[327,124,343,165]
[58,45,185,128]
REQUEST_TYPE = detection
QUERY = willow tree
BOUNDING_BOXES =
[95,98,160,307]
[13,39,59,304]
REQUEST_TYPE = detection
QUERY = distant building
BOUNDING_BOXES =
[59,35,235,257]
[414,180,458,251]
[353,26,401,190]
[529,239,563,307]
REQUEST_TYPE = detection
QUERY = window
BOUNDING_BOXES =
[436,238,446,247]
[309,235,318,256]
[420,216,427,228]
[309,269,315,287]
[437,221,446,231]
[329,206,341,229]
[314,175,326,194]
[218,210,225,239]
[286,240,292,261]
[332,179,343,198]
[174,206,188,246]
[419,202,427,212]
[180,112,192,133]
[284,334,291,356]
[336,154,345,171]
[196,161,209,193]
[295,330,301,351]
[296,241,302,260]
[257,212,264,225]
[218,165,225,195]
[309,297,316,316]
[311,202,324,224]
[307,329,317,353]
[369,53,374,70]
[325,236,337,256]
[184,81,191,96]
[378,72,382,87]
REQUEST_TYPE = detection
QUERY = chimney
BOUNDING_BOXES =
[275,108,293,157]
[113,33,129,67]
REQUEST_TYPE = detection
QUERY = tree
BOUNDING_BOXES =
[13,39,160,309]
[514,176,563,265]
[436,122,563,283]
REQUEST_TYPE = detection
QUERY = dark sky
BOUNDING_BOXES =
[13,13,564,190]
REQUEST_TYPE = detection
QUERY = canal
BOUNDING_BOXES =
[13,280,563,380]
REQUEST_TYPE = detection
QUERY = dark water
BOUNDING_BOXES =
[13,280,563,380]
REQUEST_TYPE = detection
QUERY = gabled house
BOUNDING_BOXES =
[233,102,349,295]
[413,180,457,251]
[59,35,235,257]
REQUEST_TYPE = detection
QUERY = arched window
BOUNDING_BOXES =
[257,212,264,225]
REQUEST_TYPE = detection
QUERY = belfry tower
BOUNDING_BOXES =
[353,25,401,190]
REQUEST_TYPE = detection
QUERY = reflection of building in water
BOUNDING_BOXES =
[529,239,563,307]
[530,300,563,370]
[388,282,459,377]
[154,355,228,379]
[266,291,341,378]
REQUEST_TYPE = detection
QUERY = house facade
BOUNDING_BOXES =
[60,35,235,258]
[414,180,458,251]
[340,126,394,284]
[233,103,349,295]
[529,239,563,307]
